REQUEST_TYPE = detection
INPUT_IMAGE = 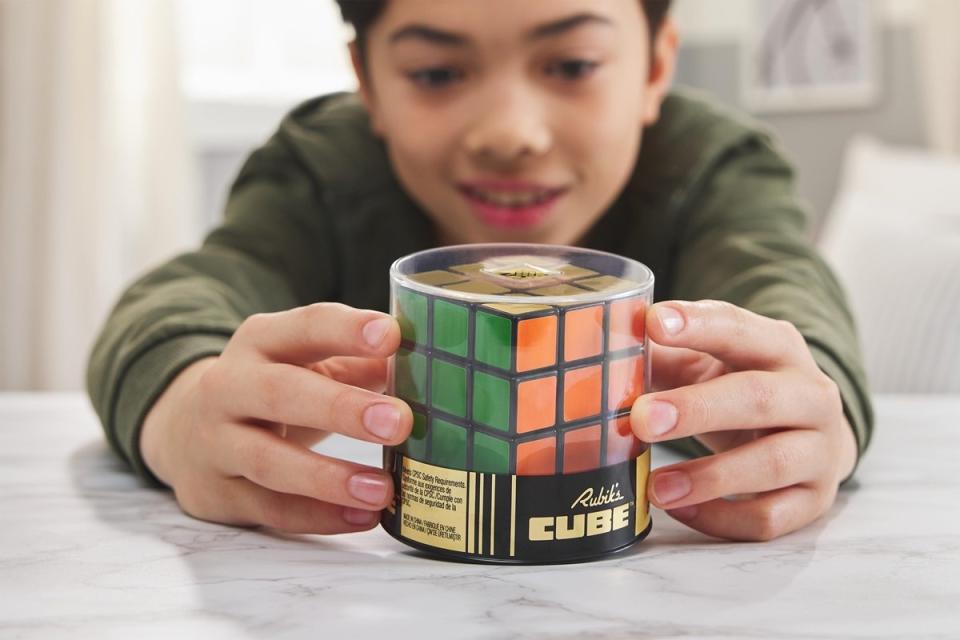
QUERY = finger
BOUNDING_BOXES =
[648,341,726,391]
[694,428,764,455]
[196,476,382,534]
[665,484,832,542]
[221,361,412,444]
[229,302,401,364]
[308,356,389,393]
[273,424,331,449]
[213,423,396,510]
[631,369,829,442]
[646,300,812,370]
[646,429,827,510]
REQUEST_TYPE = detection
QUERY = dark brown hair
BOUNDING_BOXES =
[335,0,673,67]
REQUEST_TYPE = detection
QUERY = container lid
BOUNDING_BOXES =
[391,243,654,306]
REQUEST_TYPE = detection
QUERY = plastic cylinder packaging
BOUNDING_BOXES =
[382,244,654,563]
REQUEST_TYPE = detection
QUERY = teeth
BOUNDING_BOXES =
[470,188,554,207]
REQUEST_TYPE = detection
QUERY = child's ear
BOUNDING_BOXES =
[349,42,385,137]
[642,18,679,126]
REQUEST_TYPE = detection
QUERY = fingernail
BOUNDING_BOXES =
[657,306,685,335]
[342,506,380,526]
[668,505,698,521]
[653,470,692,505]
[363,317,392,348]
[347,473,390,506]
[648,400,678,436]
[363,403,401,440]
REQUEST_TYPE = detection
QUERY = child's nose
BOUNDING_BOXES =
[462,91,552,167]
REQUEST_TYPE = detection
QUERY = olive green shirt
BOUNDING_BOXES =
[86,90,873,487]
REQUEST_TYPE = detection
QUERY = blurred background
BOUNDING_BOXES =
[1,0,958,394]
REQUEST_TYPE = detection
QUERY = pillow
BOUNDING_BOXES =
[818,136,960,393]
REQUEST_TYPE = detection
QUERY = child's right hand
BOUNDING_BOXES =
[139,303,413,534]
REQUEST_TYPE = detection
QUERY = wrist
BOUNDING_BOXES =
[837,414,858,485]
[140,357,218,487]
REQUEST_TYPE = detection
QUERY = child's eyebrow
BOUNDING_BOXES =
[389,25,467,48]
[528,13,614,40]
[389,13,614,48]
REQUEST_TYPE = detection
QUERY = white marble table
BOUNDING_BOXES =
[1,393,958,639]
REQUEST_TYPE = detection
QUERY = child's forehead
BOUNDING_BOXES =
[375,0,645,39]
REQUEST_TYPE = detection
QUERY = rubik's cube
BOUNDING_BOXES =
[392,258,648,476]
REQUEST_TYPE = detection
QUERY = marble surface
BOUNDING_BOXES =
[1,393,959,639]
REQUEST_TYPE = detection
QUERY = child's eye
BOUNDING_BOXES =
[407,67,464,90]
[545,59,600,81]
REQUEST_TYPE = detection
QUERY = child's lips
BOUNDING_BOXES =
[458,183,569,230]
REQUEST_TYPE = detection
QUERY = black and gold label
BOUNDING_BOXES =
[381,449,651,563]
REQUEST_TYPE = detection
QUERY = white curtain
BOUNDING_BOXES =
[0,0,199,390]
[917,0,960,154]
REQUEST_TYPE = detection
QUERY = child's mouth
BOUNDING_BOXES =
[459,184,567,230]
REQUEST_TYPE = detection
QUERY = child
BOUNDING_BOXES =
[88,0,872,541]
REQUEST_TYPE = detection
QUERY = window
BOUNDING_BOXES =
[177,0,356,105]
[177,0,360,224]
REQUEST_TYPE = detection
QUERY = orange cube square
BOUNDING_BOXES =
[608,355,644,413]
[608,297,646,352]
[607,415,645,465]
[563,364,602,421]
[516,374,557,433]
[517,435,556,475]
[563,305,604,362]
[516,314,557,372]
[562,424,601,474]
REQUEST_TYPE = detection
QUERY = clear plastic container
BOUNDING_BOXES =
[381,244,654,563]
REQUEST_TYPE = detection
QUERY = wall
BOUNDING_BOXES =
[672,0,923,42]
[672,0,927,235]
[674,28,925,235]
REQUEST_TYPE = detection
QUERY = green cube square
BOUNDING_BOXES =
[433,299,468,357]
[475,310,512,370]
[431,359,467,417]
[432,418,466,469]
[396,288,428,345]
[394,348,427,405]
[472,370,510,432]
[400,411,428,461]
[473,432,509,474]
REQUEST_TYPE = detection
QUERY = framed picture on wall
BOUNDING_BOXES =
[742,0,880,112]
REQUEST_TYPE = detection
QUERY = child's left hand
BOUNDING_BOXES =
[630,300,858,541]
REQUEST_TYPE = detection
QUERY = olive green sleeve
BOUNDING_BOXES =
[86,131,337,487]
[662,133,874,482]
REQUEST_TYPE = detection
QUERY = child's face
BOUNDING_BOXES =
[354,0,677,246]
